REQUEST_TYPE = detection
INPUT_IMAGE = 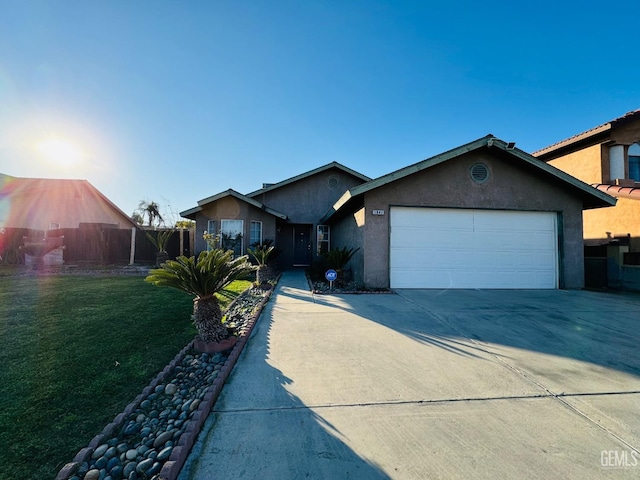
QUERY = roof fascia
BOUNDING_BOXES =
[323,135,615,222]
[189,189,288,220]
[320,190,354,224]
[491,138,616,208]
[83,180,139,228]
[180,206,202,218]
[246,162,370,198]
[532,109,640,159]
[532,124,612,159]
[321,136,493,223]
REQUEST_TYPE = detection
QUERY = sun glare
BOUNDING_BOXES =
[36,137,84,168]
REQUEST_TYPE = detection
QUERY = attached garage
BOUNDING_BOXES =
[389,207,558,289]
[323,135,617,290]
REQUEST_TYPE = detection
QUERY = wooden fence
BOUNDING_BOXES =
[0,226,192,266]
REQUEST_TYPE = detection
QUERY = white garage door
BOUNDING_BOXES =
[390,207,558,289]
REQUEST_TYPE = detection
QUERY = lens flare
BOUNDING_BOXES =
[36,137,84,168]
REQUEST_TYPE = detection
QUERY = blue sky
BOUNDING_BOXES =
[1,0,638,223]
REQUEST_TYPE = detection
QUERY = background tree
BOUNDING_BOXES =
[137,200,164,227]
[175,220,195,229]
[131,211,144,225]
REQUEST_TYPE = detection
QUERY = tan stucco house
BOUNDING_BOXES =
[182,135,614,289]
[533,109,640,251]
[0,173,137,231]
[0,174,138,266]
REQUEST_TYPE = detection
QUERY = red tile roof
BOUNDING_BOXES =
[592,183,640,200]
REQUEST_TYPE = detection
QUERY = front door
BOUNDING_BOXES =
[293,226,312,266]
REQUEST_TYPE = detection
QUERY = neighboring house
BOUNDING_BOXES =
[183,136,614,290]
[0,173,138,266]
[0,173,137,231]
[533,109,640,250]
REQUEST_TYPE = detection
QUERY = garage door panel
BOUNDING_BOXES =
[390,207,558,289]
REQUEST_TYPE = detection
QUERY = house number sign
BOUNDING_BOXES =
[372,209,385,215]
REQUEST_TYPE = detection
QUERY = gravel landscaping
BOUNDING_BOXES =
[56,285,273,480]
[311,280,391,294]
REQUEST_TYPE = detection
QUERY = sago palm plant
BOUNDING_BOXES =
[247,243,275,285]
[145,248,255,343]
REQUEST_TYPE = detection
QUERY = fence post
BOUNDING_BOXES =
[129,227,136,265]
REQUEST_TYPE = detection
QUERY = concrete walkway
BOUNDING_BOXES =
[179,270,640,479]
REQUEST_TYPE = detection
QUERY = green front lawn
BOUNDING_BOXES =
[0,273,251,480]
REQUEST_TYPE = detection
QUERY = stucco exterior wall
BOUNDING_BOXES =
[547,144,603,185]
[583,198,639,246]
[331,206,365,285]
[194,197,277,254]
[250,168,365,224]
[356,149,586,289]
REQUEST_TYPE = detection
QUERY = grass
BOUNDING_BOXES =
[0,273,252,480]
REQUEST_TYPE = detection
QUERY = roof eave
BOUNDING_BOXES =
[322,136,495,223]
[532,124,612,159]
[247,161,371,198]
[321,190,354,224]
[492,139,617,209]
[180,206,202,219]
[183,189,288,221]
[324,135,615,221]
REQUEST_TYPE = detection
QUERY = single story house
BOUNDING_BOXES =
[182,135,615,289]
[181,162,371,267]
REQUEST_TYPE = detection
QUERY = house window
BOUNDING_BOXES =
[206,220,215,250]
[317,225,330,255]
[629,143,640,182]
[221,219,243,256]
[610,145,625,180]
[250,221,262,247]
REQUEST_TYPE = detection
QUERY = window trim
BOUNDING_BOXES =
[206,220,215,251]
[317,225,330,255]
[221,219,244,256]
[628,143,640,182]
[629,155,640,182]
[250,220,263,247]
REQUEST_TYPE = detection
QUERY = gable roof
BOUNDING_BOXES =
[180,188,288,220]
[533,109,640,159]
[246,161,370,198]
[321,135,616,224]
[0,173,138,228]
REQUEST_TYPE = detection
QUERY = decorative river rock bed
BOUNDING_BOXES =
[56,286,273,480]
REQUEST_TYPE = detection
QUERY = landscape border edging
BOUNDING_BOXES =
[55,283,275,480]
[158,286,274,480]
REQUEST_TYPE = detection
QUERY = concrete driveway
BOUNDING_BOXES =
[180,271,640,479]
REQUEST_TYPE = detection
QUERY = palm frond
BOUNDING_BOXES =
[145,248,255,299]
